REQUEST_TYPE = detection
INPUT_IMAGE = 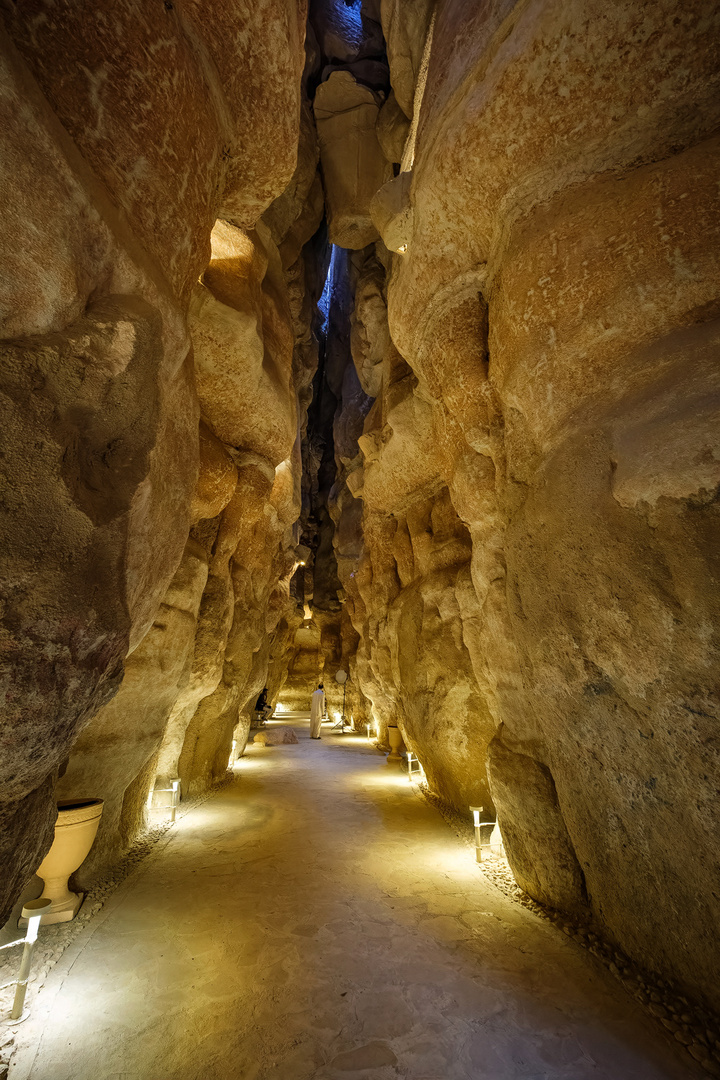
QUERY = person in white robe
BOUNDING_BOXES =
[310,683,325,739]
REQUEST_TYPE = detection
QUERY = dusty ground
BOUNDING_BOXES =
[8,720,701,1080]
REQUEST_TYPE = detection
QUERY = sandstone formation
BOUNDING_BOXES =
[0,1,308,921]
[1,0,719,1039]
[252,726,298,746]
[344,0,720,1017]
[314,71,391,248]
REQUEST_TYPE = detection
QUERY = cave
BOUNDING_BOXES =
[1,1,719,1077]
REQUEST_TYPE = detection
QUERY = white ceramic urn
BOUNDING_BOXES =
[22,799,104,926]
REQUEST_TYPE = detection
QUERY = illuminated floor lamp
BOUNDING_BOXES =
[11,898,52,1020]
[470,807,500,861]
[406,752,423,782]
[154,780,180,822]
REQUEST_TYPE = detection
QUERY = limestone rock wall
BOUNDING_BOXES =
[354,0,720,1014]
[0,1,308,922]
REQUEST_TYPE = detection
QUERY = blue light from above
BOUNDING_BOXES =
[318,244,339,335]
[332,0,363,50]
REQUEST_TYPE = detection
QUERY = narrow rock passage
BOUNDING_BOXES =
[13,724,699,1080]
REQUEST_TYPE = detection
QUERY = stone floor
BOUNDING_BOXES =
[9,721,700,1080]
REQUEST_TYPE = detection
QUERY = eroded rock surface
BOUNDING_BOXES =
[1,0,719,1036]
[314,72,391,248]
[0,1,308,923]
[346,0,720,1017]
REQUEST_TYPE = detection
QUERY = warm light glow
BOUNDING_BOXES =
[303,602,312,621]
[13,898,52,1020]
[25,914,41,945]
[169,779,181,823]
[407,751,424,782]
[350,769,409,791]
[397,243,408,254]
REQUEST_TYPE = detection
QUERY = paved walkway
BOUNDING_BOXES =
[11,721,698,1080]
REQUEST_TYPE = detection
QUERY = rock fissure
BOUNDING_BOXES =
[1,0,719,1074]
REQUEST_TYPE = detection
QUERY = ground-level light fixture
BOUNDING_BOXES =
[10,898,52,1020]
[170,780,180,823]
[406,752,423,782]
[469,806,497,862]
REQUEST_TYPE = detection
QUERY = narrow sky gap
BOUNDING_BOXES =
[318,243,339,335]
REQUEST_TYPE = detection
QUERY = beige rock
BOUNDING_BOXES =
[314,71,392,249]
[377,0,720,1017]
[487,734,589,918]
[262,99,320,252]
[380,0,434,119]
[191,222,296,467]
[376,90,410,164]
[359,379,442,514]
[2,0,719,1033]
[191,422,238,525]
[57,538,209,882]
[3,1,308,300]
[369,170,413,254]
[253,726,298,746]
[0,0,308,923]
[350,254,391,398]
